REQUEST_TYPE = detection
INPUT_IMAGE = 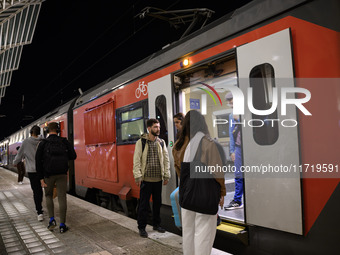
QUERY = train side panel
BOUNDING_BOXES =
[73,68,174,200]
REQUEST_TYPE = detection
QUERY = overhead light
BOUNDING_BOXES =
[180,58,190,68]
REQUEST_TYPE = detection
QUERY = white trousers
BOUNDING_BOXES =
[182,207,217,255]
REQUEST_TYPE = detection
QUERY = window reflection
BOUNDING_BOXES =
[249,63,279,145]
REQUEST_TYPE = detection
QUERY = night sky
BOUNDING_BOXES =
[0,0,252,140]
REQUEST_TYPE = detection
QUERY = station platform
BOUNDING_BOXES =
[0,167,231,255]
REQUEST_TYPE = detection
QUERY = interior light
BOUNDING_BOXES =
[201,94,207,115]
[180,58,190,68]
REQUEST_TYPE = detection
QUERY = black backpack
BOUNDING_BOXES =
[42,138,69,175]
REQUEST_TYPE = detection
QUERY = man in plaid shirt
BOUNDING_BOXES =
[133,119,170,238]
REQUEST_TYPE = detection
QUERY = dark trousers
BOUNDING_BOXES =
[17,162,25,182]
[28,173,43,215]
[137,181,162,230]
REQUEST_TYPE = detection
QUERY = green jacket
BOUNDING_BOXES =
[133,133,170,182]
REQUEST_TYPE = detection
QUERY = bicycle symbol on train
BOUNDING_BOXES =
[135,81,148,98]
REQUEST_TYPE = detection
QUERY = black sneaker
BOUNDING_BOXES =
[59,225,69,233]
[139,229,148,238]
[153,226,166,233]
[224,200,243,210]
[47,219,56,230]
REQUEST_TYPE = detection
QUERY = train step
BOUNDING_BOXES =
[217,221,248,245]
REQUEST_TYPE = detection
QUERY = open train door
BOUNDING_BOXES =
[237,29,303,235]
[148,75,176,206]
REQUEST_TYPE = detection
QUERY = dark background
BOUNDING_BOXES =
[0,0,252,140]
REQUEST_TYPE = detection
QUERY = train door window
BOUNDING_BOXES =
[216,113,230,138]
[116,99,148,145]
[249,63,279,145]
[155,95,168,146]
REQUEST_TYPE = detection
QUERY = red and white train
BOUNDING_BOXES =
[1,0,339,254]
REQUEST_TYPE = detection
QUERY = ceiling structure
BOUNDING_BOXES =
[0,0,43,104]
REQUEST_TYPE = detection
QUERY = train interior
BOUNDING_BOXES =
[174,54,245,222]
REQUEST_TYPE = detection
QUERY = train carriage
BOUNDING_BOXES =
[72,0,340,253]
[4,99,77,192]
[1,0,339,254]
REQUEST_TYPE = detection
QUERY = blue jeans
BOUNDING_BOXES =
[234,146,243,203]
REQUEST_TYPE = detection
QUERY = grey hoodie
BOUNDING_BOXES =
[13,136,42,173]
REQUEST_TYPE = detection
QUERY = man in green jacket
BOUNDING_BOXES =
[133,118,170,238]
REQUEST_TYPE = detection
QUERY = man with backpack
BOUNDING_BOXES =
[133,118,170,238]
[36,122,77,233]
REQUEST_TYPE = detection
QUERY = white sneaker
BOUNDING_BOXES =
[38,214,44,221]
[18,182,23,185]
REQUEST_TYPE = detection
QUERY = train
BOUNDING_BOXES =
[1,0,339,254]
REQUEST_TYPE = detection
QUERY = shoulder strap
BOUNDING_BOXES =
[193,139,204,161]
[141,138,146,152]
[213,140,227,165]
[159,139,164,149]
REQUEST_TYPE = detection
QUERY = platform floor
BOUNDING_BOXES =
[0,167,231,255]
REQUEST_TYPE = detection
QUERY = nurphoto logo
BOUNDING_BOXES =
[213,85,312,128]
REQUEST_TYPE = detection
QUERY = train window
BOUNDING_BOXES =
[121,119,144,141]
[216,113,230,138]
[122,108,143,122]
[116,100,148,145]
[155,95,168,146]
[84,99,115,145]
[249,63,279,145]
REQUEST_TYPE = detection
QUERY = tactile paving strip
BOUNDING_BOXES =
[0,191,66,254]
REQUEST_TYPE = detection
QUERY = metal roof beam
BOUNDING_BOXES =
[0,46,23,73]
[0,3,41,49]
[0,0,42,103]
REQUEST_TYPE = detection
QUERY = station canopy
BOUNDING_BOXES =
[0,0,43,104]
